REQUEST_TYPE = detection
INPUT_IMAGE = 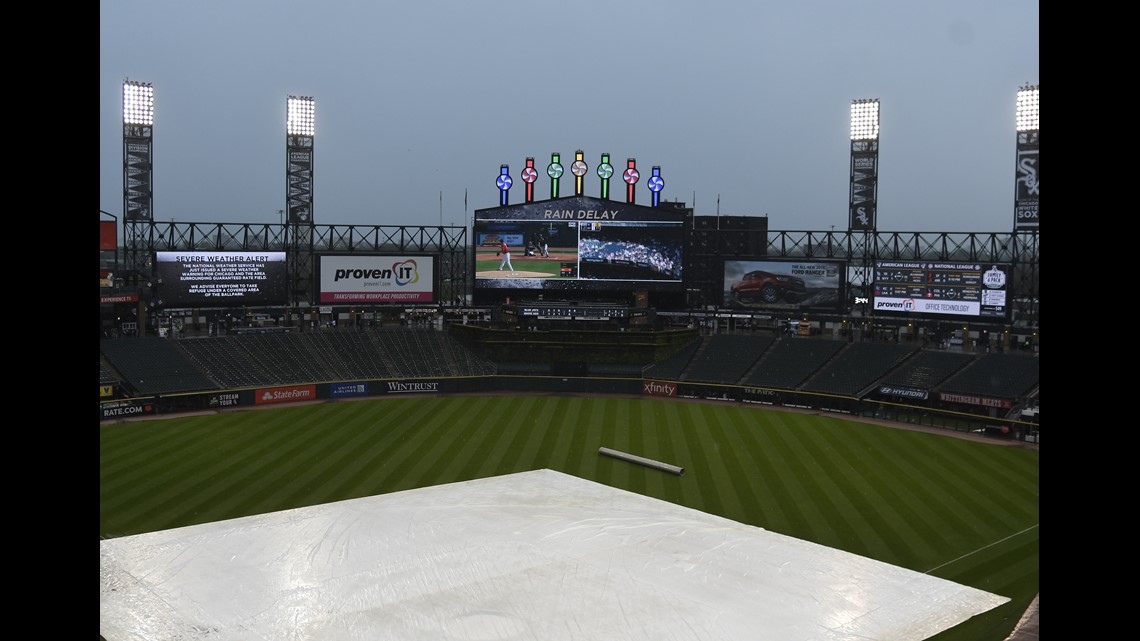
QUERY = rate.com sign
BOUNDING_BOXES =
[318,255,435,304]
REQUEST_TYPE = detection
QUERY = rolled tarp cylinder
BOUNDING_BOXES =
[598,447,685,476]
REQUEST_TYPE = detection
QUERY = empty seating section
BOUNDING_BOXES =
[237,334,332,384]
[307,332,394,381]
[683,335,774,384]
[742,338,846,390]
[100,358,120,386]
[179,337,274,389]
[101,329,500,397]
[100,337,218,395]
[801,342,918,397]
[642,338,702,381]
[939,353,1040,399]
[880,350,975,390]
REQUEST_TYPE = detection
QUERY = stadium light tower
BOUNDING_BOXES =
[122,79,155,290]
[848,98,879,232]
[286,95,316,306]
[1013,85,1039,231]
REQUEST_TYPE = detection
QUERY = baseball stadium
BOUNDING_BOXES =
[100,89,1039,640]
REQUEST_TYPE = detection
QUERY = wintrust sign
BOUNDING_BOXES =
[256,385,316,405]
[385,381,440,393]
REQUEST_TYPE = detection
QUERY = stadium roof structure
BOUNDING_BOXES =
[100,469,1008,640]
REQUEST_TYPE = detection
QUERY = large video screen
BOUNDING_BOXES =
[317,254,435,304]
[722,260,844,311]
[155,251,288,307]
[872,261,1009,319]
[473,197,685,293]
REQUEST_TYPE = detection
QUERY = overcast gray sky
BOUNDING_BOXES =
[99,0,1038,233]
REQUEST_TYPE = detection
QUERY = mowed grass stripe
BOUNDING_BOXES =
[155,404,357,526]
[727,410,803,534]
[857,426,1012,554]
[513,397,569,472]
[824,421,957,566]
[101,409,327,533]
[461,396,544,481]
[649,400,692,509]
[99,412,270,500]
[375,397,505,493]
[890,432,1033,538]
[305,396,452,503]
[789,420,911,564]
[273,399,439,509]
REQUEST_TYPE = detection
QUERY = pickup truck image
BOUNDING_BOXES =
[730,270,807,304]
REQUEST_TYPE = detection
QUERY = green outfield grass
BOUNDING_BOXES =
[99,395,1038,641]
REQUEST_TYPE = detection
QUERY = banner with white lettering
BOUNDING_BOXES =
[1013,140,1040,230]
[100,399,156,420]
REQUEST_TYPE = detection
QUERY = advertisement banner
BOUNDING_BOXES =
[330,382,370,398]
[206,392,241,409]
[937,392,1013,409]
[723,260,844,311]
[642,380,678,398]
[1014,142,1040,230]
[287,148,313,224]
[381,380,442,394]
[100,399,155,420]
[100,220,117,250]
[318,255,435,304]
[124,139,152,220]
[848,151,877,231]
[879,385,929,400]
[255,384,317,405]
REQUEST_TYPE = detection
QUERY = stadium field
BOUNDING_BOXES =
[99,394,1038,641]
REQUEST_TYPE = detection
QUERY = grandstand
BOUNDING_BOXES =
[741,336,847,390]
[800,342,920,397]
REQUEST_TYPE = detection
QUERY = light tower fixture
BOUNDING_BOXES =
[122,79,155,223]
[285,94,316,306]
[287,95,316,136]
[848,98,880,232]
[1016,84,1039,132]
[285,95,315,225]
[850,98,880,141]
[123,80,154,126]
[1013,84,1039,231]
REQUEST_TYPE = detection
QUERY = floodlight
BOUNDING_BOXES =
[123,80,154,126]
[1016,85,1039,132]
[850,99,880,141]
[287,96,316,136]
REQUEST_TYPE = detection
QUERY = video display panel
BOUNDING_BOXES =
[473,197,685,293]
[155,251,288,307]
[872,261,1009,319]
[722,260,844,311]
[317,254,435,304]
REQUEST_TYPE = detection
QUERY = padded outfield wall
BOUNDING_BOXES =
[98,374,1038,441]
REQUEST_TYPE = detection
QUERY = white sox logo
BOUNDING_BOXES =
[1017,156,1039,197]
[855,207,870,225]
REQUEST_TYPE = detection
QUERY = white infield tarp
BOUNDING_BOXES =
[100,469,1008,641]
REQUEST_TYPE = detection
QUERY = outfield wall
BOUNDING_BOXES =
[99,374,1038,442]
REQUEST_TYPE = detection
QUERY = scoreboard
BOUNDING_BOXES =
[872,261,1009,319]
